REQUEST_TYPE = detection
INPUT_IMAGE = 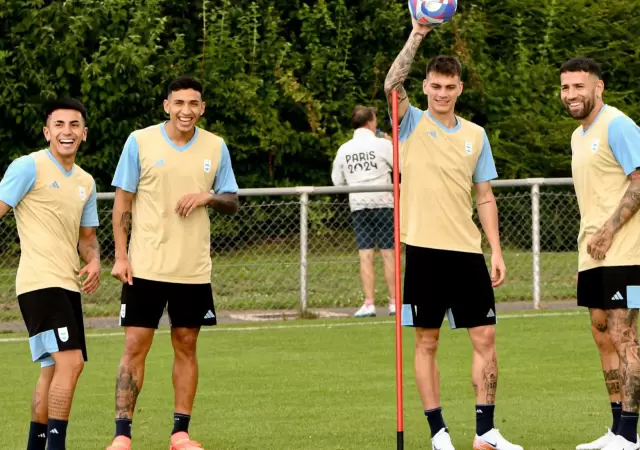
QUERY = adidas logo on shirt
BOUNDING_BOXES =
[204,310,215,319]
[612,291,625,301]
[486,309,496,318]
[156,159,165,166]
[50,181,60,189]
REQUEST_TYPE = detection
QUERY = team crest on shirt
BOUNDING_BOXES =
[204,159,211,173]
[57,327,69,343]
[464,141,473,155]
[78,186,86,201]
[591,139,600,153]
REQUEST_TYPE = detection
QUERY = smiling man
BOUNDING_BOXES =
[0,97,100,450]
[106,76,239,450]
[562,57,640,450]
[383,18,520,450]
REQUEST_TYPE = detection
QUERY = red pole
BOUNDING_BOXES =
[391,90,404,450]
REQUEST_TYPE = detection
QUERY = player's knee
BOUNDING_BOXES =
[123,329,154,361]
[415,329,439,354]
[592,326,615,353]
[55,354,84,379]
[172,329,198,356]
[470,325,496,353]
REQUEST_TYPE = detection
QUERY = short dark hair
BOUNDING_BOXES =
[44,97,87,122]
[351,106,376,129]
[560,57,602,79]
[426,55,462,78]
[168,75,203,96]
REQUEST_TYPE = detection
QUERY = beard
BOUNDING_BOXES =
[564,94,596,120]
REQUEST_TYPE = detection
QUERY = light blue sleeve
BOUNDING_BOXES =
[213,141,239,194]
[80,183,99,227]
[398,105,424,143]
[111,135,141,193]
[0,155,36,208]
[609,116,640,176]
[473,130,499,183]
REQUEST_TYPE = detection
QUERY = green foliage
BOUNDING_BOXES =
[1,0,640,189]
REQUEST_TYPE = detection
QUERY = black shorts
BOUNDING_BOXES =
[577,265,640,309]
[401,245,496,329]
[351,207,394,250]
[120,277,217,329]
[18,288,87,367]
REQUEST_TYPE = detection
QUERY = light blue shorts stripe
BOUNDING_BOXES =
[627,286,640,309]
[29,330,59,364]
[401,304,414,326]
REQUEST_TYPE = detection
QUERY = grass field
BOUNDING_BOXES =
[0,246,579,322]
[0,310,619,449]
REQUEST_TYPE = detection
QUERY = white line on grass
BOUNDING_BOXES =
[0,310,587,344]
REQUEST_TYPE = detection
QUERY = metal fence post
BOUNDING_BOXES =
[299,192,309,314]
[531,181,541,309]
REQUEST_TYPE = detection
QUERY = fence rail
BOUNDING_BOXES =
[0,178,578,323]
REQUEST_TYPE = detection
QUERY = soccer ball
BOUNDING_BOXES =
[408,0,457,27]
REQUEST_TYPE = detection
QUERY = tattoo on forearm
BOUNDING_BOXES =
[607,309,640,412]
[604,369,622,395]
[384,31,426,103]
[120,212,132,234]
[611,182,640,232]
[80,238,100,263]
[482,354,498,404]
[48,385,72,419]
[115,366,140,419]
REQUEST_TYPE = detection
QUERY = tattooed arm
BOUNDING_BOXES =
[384,20,432,121]
[588,170,640,260]
[78,226,101,294]
[111,188,135,284]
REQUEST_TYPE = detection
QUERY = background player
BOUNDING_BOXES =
[331,105,396,318]
[384,18,521,450]
[561,57,640,450]
[106,76,239,450]
[0,98,100,450]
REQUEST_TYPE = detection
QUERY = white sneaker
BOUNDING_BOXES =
[602,435,640,450]
[577,429,617,449]
[432,428,455,450]
[353,304,376,318]
[473,428,523,450]
[389,303,396,316]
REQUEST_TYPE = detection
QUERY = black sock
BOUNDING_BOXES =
[424,408,447,438]
[46,419,68,450]
[611,402,623,434]
[172,413,191,435]
[27,422,48,450]
[115,418,132,439]
[618,411,639,443]
[476,404,495,436]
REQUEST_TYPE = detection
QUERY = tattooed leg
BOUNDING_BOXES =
[607,309,640,412]
[115,327,155,419]
[590,309,622,403]
[469,326,498,404]
[48,350,85,419]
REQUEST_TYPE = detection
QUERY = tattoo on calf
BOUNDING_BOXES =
[607,309,640,412]
[482,355,498,404]
[604,369,622,395]
[115,366,140,419]
[48,385,72,419]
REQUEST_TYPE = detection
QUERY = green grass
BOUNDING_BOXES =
[0,245,579,322]
[0,311,620,449]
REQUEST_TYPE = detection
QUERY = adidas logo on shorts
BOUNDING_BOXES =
[612,291,625,301]
[486,309,496,318]
[204,310,215,319]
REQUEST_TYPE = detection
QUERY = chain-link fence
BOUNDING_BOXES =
[0,179,579,323]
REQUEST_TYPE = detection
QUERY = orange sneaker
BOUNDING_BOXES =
[170,432,203,450]
[107,435,131,450]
